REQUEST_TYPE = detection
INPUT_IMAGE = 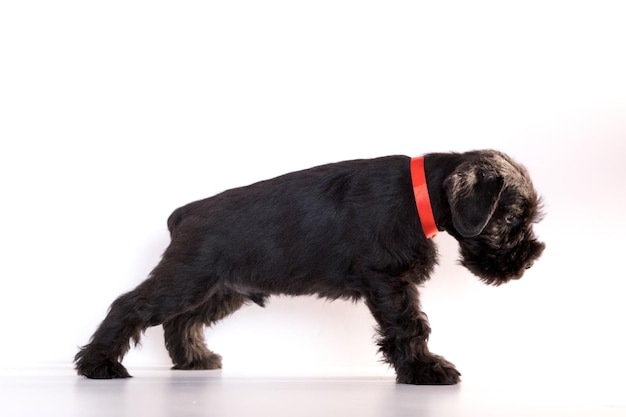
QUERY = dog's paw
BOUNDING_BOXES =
[75,357,132,379]
[396,355,461,385]
[424,356,461,385]
[172,353,222,370]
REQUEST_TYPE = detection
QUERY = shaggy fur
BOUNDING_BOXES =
[75,150,545,384]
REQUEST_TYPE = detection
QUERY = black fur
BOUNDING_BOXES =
[75,150,544,384]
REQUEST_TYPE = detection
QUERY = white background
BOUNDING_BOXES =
[1,0,625,390]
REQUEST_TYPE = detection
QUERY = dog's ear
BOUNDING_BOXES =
[444,163,504,238]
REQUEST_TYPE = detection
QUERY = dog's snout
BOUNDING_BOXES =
[525,260,534,270]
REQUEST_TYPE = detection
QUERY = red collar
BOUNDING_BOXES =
[410,156,438,239]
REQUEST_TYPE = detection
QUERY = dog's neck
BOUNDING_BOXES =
[410,156,438,239]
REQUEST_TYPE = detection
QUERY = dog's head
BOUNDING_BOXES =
[442,150,545,285]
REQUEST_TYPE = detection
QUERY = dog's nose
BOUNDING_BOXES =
[525,260,534,270]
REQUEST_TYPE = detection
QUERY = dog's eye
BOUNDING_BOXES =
[505,216,520,226]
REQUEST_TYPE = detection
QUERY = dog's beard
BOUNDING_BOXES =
[458,237,545,286]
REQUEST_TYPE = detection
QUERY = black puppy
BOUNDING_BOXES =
[75,150,545,384]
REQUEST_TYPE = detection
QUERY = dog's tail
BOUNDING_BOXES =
[166,205,189,236]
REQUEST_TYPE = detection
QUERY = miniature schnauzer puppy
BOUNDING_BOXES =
[75,150,545,384]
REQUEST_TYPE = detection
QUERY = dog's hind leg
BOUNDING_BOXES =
[163,289,247,370]
[74,253,219,379]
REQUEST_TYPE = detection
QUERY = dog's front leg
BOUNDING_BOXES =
[364,280,461,385]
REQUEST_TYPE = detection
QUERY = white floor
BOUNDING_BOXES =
[1,366,624,417]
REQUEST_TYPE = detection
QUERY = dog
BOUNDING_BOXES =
[75,150,545,384]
